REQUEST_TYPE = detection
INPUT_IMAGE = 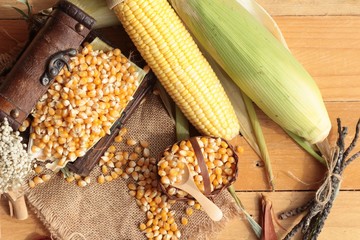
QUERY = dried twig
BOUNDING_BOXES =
[280,118,360,240]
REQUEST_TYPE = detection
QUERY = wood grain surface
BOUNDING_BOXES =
[1,0,360,240]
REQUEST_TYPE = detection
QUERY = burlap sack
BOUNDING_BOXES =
[25,93,241,240]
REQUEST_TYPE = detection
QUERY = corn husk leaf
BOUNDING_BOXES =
[170,0,331,145]
[155,81,190,141]
[176,105,190,141]
[68,0,118,29]
[204,53,275,188]
[228,185,262,238]
[242,94,274,189]
[286,130,325,164]
[196,0,284,188]
[260,194,277,240]
[237,0,325,164]
[237,0,288,50]
[237,0,325,163]
[155,81,176,125]
[204,54,261,157]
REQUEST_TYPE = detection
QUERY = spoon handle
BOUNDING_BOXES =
[179,184,223,221]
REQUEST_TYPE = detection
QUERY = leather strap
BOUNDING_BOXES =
[56,1,96,29]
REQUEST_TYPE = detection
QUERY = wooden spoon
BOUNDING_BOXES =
[4,190,28,220]
[172,164,223,221]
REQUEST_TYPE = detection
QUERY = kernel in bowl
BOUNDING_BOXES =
[157,136,239,200]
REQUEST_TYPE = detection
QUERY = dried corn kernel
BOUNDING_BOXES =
[181,217,188,225]
[41,174,51,182]
[114,135,123,143]
[185,207,193,216]
[97,175,105,184]
[28,179,36,188]
[34,165,44,174]
[105,175,113,182]
[84,176,91,184]
[66,176,75,183]
[126,139,137,146]
[30,46,142,170]
[33,176,44,185]
[194,203,201,210]
[77,180,87,187]
[158,137,237,197]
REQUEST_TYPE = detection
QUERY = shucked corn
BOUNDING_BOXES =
[30,44,142,168]
[158,137,237,198]
[110,0,240,140]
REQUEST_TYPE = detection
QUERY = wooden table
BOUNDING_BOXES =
[1,0,359,239]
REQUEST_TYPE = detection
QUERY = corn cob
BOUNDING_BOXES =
[170,0,331,145]
[108,0,240,140]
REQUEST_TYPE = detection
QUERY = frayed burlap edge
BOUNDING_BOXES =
[197,199,241,240]
[25,191,76,240]
[25,189,242,240]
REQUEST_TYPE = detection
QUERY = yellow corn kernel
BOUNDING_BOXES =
[112,0,239,140]
[41,174,51,182]
[77,180,87,187]
[34,165,44,174]
[139,222,147,231]
[111,171,119,179]
[105,175,113,182]
[97,175,105,184]
[185,207,193,216]
[181,217,188,225]
[101,165,109,175]
[84,176,91,184]
[107,145,117,153]
[114,135,123,143]
[126,139,137,146]
[194,203,201,210]
[33,176,44,185]
[66,176,75,183]
[28,179,36,188]
[119,127,127,136]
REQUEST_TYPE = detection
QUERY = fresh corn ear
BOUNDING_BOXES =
[107,0,240,140]
[170,0,331,145]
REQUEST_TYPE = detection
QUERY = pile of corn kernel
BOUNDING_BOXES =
[96,129,186,239]
[158,137,238,198]
[28,127,198,239]
[28,126,244,239]
[28,43,141,168]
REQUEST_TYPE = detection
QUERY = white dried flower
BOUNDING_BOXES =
[0,118,34,194]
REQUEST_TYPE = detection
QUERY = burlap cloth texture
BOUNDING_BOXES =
[25,93,241,240]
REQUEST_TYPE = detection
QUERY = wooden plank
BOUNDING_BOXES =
[0,0,56,19]
[0,197,48,240]
[2,192,360,240]
[1,16,359,101]
[0,20,27,54]
[257,0,360,16]
[232,101,360,191]
[1,0,360,19]
[274,16,360,102]
[0,0,28,19]
[219,191,360,240]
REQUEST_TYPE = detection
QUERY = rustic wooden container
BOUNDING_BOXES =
[158,136,239,201]
[0,0,95,130]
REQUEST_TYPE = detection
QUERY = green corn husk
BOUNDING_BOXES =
[170,0,331,146]
[68,0,118,29]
